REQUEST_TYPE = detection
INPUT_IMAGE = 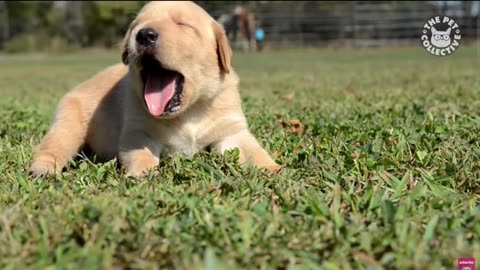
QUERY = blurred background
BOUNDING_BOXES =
[0,1,478,54]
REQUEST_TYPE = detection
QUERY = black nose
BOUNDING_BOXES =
[136,28,158,46]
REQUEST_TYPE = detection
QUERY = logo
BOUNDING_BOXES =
[421,16,461,56]
[458,258,475,270]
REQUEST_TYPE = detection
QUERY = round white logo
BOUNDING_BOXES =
[421,16,461,56]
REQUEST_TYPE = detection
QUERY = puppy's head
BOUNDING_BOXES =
[121,1,232,119]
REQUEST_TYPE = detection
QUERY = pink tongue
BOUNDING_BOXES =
[144,73,177,116]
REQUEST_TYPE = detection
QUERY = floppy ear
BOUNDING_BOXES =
[121,20,137,65]
[212,21,232,74]
[121,31,131,65]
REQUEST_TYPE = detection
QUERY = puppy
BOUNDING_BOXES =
[29,1,281,178]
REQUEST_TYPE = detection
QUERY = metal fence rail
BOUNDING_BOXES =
[0,1,478,51]
[199,1,480,48]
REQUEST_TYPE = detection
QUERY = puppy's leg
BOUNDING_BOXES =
[30,95,87,176]
[214,129,282,174]
[118,130,161,178]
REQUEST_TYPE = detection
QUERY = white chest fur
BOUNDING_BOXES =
[162,120,204,157]
[148,113,248,158]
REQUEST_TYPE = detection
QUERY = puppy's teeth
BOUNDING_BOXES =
[171,106,180,112]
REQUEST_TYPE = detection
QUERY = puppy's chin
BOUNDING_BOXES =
[131,54,191,119]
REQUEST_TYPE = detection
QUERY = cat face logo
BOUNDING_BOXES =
[431,26,451,48]
[421,16,461,56]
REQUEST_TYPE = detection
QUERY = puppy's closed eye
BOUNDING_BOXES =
[177,22,193,28]
[177,22,199,36]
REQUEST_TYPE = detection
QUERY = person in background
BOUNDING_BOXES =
[255,25,265,52]
[218,5,256,52]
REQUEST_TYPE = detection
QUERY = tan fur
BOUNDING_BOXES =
[30,1,281,178]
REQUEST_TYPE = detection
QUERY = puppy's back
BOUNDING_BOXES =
[65,63,130,160]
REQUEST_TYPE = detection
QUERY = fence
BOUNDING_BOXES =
[199,1,480,49]
[0,1,478,51]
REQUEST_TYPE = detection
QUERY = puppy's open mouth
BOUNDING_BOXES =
[140,55,184,117]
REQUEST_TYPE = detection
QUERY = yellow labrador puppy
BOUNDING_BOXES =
[30,1,281,177]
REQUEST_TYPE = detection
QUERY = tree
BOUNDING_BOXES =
[84,1,140,48]
[0,1,9,48]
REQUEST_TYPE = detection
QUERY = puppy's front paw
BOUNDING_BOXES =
[122,155,159,179]
[263,164,283,175]
[29,157,59,177]
[125,169,149,178]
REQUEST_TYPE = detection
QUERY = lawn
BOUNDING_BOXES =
[0,46,479,270]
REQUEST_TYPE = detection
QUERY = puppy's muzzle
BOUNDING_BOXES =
[136,28,158,47]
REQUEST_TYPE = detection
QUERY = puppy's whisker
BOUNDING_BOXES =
[131,52,141,65]
[116,41,125,49]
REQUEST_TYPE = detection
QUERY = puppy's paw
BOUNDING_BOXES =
[263,164,283,175]
[125,169,149,179]
[120,148,159,179]
[29,158,59,177]
[123,159,158,179]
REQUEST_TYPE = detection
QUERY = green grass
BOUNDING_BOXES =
[1,46,480,270]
